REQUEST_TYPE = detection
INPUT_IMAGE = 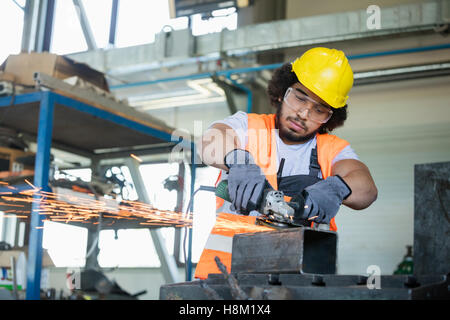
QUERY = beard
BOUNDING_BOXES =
[276,107,320,143]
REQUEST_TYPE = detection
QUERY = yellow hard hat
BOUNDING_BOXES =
[291,47,354,109]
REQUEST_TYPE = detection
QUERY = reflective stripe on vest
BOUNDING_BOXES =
[246,113,349,232]
[194,249,232,280]
[203,233,233,253]
[194,212,270,280]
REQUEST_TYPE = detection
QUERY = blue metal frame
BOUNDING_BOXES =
[0,91,197,298]
[26,92,55,300]
[108,0,119,46]
[226,75,253,114]
[185,142,196,281]
[0,91,43,107]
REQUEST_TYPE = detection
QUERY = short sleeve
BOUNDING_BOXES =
[331,145,360,165]
[208,111,248,148]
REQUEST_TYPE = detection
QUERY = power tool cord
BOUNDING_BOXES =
[183,186,216,280]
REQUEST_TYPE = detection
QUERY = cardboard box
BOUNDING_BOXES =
[0,71,16,82]
[0,249,54,268]
[0,52,109,92]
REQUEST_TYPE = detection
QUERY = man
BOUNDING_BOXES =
[195,47,378,280]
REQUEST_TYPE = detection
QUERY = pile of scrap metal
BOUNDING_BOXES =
[64,269,146,300]
[0,127,29,151]
[50,172,118,199]
[0,127,35,185]
[160,228,450,300]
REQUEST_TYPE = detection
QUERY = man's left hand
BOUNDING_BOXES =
[290,175,352,224]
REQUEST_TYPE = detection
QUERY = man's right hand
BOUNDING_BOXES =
[224,149,266,214]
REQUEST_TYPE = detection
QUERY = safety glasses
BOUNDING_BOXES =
[283,87,333,124]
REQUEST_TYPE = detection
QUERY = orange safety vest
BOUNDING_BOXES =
[194,113,349,280]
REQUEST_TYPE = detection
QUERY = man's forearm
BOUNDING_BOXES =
[340,169,378,210]
[332,159,378,210]
[199,123,241,171]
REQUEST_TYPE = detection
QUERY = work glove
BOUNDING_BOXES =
[224,149,267,214]
[289,175,352,224]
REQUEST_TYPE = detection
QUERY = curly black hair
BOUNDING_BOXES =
[267,62,348,134]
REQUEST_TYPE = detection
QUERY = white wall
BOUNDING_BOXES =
[334,75,450,275]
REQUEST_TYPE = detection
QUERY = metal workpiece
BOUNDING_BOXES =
[230,228,338,275]
[160,273,450,300]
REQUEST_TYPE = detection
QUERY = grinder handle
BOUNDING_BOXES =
[215,180,231,202]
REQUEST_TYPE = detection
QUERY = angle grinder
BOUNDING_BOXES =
[215,180,312,229]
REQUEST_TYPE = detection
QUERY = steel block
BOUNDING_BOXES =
[230,227,338,274]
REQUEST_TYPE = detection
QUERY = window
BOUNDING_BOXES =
[98,227,174,268]
[54,168,92,182]
[190,166,220,262]
[115,1,237,47]
[139,162,180,210]
[81,0,113,48]
[191,7,237,36]
[45,0,238,55]
[92,162,180,268]
[41,167,91,267]
[115,0,188,48]
[0,0,25,64]
[0,212,5,243]
[51,0,88,54]
[42,221,88,267]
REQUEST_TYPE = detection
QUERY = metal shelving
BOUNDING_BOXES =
[0,91,197,300]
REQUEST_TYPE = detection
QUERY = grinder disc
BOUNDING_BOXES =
[256,217,297,230]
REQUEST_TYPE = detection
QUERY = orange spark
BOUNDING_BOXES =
[130,154,143,162]
[24,179,37,189]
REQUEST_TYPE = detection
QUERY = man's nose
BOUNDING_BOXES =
[297,107,309,120]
